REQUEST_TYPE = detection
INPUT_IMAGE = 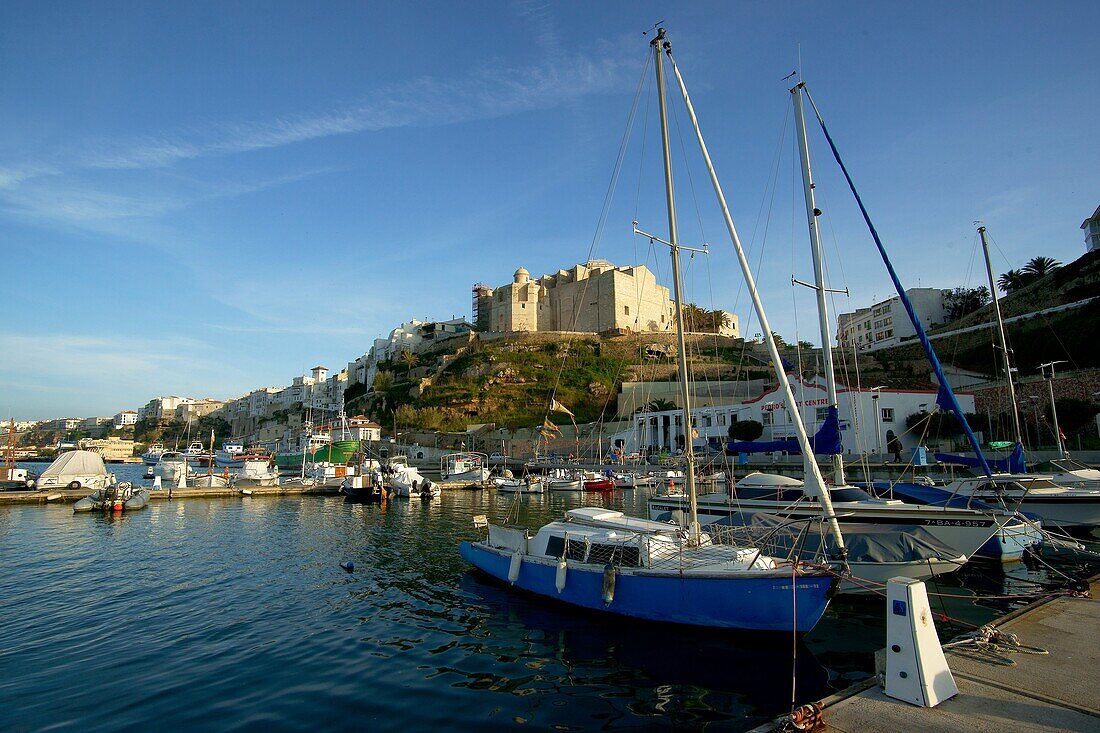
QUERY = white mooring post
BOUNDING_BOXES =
[884,577,958,707]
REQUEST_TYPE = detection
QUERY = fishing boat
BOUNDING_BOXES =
[232,458,279,488]
[36,450,115,491]
[341,468,387,501]
[494,474,545,494]
[73,482,150,512]
[463,29,843,633]
[546,468,584,491]
[582,472,615,491]
[183,441,209,466]
[441,452,490,482]
[140,442,167,466]
[275,433,358,470]
[214,442,246,467]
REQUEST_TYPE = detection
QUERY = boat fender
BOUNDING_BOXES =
[508,552,522,584]
[555,557,567,594]
[601,564,616,606]
[341,561,355,572]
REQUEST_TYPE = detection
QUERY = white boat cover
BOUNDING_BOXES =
[708,512,963,564]
[39,450,108,479]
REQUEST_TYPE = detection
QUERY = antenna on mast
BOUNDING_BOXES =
[642,21,665,36]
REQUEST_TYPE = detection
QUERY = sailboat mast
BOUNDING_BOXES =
[979,225,1024,447]
[652,28,700,544]
[792,82,844,486]
[662,36,847,556]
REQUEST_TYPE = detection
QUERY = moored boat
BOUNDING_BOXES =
[494,474,544,494]
[153,451,191,485]
[461,508,838,632]
[441,452,490,482]
[36,450,114,491]
[73,482,150,512]
[141,442,166,466]
[389,464,439,499]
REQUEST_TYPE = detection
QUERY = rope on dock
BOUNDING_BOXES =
[942,624,1049,667]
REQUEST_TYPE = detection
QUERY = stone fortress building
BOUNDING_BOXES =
[473,260,737,336]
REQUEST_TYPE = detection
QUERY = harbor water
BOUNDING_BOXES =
[3,463,1098,731]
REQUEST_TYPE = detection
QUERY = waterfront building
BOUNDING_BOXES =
[81,436,136,461]
[1082,203,1100,253]
[836,288,951,352]
[138,396,186,423]
[113,410,138,429]
[43,417,82,431]
[173,398,225,422]
[608,375,975,456]
[80,416,110,431]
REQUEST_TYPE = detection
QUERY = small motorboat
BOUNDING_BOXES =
[389,465,440,499]
[73,482,150,512]
[494,474,545,494]
[37,450,115,491]
[340,471,387,502]
[583,472,615,491]
[232,458,279,488]
[546,469,584,491]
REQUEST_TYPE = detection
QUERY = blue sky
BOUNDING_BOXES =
[2,1,1097,419]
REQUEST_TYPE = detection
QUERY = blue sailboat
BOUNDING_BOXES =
[461,28,844,633]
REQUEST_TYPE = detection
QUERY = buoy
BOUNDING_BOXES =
[555,556,567,593]
[241,488,253,496]
[601,564,617,605]
[341,561,355,572]
[508,551,523,584]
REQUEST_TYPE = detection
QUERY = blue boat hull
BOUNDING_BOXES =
[460,542,835,633]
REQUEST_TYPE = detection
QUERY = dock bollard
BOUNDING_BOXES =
[884,577,957,707]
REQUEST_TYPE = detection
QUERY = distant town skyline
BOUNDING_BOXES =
[2,1,1097,419]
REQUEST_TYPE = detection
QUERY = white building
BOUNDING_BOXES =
[608,375,976,457]
[138,396,186,422]
[1082,203,1100,253]
[347,317,473,392]
[836,288,951,352]
[113,410,138,429]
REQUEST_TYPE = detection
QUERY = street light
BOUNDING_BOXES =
[869,386,887,457]
[1038,360,1068,459]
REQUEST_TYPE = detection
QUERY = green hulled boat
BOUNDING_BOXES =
[275,439,359,469]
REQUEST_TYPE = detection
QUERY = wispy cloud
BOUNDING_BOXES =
[30,51,630,177]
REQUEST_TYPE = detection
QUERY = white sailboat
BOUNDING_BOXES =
[462,28,843,632]
[651,82,1035,568]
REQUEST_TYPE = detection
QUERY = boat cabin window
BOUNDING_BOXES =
[544,536,587,561]
[587,543,641,568]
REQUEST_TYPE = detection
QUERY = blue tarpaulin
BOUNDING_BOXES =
[935,443,1026,473]
[727,406,842,455]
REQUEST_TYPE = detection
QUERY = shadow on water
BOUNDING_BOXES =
[457,570,833,729]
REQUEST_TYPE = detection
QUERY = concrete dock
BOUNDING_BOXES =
[765,579,1100,732]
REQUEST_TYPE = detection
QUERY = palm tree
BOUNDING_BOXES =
[1021,256,1061,278]
[997,268,1029,294]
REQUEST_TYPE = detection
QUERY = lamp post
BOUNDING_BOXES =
[870,386,887,458]
[1038,361,1067,459]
